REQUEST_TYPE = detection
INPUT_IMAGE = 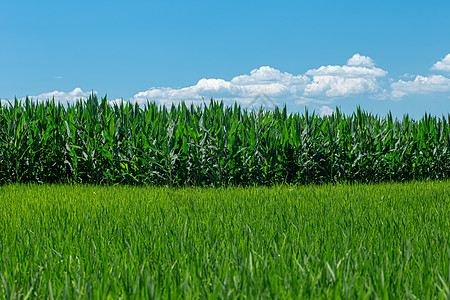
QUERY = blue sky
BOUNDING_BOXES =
[1,0,450,118]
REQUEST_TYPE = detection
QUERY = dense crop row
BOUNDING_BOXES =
[0,95,449,185]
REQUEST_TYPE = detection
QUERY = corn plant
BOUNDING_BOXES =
[0,95,449,185]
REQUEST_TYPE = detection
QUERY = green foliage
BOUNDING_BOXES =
[1,95,449,185]
[0,182,449,298]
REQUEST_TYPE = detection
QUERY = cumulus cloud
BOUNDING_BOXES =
[431,54,450,72]
[2,88,95,107]
[391,75,450,98]
[132,55,388,108]
[305,65,386,78]
[30,88,95,104]
[18,53,450,110]
[304,54,387,98]
[132,66,310,108]
[346,53,375,67]
[389,54,450,99]
[304,76,383,98]
[13,54,388,109]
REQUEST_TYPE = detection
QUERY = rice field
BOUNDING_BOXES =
[1,181,449,298]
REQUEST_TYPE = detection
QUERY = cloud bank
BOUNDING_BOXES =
[5,53,449,111]
[132,53,388,107]
[391,75,450,99]
[390,54,450,99]
[133,66,311,107]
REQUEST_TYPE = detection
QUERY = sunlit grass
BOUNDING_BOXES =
[1,181,449,298]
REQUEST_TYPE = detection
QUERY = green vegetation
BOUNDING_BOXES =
[1,96,449,185]
[1,182,449,298]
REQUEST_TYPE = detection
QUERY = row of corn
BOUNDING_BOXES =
[1,95,449,185]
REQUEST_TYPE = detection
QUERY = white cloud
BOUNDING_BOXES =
[231,66,309,87]
[29,88,95,104]
[132,66,310,108]
[19,53,450,110]
[304,76,383,98]
[390,54,450,99]
[305,65,386,77]
[431,54,450,72]
[319,105,335,116]
[391,75,450,99]
[304,55,387,98]
[132,55,388,107]
[15,54,387,109]
[346,53,375,67]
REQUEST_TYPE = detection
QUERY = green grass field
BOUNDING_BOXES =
[1,181,449,298]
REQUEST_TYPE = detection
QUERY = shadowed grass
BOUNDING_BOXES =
[1,181,449,298]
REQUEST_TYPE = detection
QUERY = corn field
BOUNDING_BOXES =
[0,95,449,185]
